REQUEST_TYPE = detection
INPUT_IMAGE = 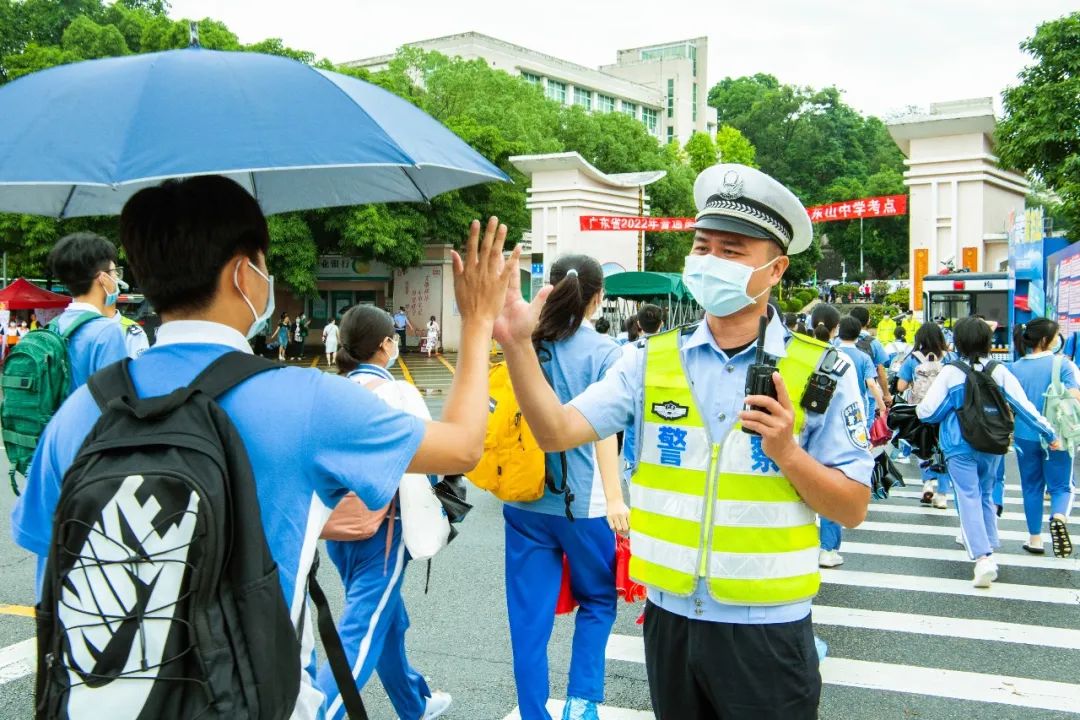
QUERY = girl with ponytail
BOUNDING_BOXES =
[1008,317,1077,557]
[508,254,624,720]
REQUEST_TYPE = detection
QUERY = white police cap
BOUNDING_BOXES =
[692,164,813,255]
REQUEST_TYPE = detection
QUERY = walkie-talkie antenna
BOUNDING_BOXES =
[754,314,768,364]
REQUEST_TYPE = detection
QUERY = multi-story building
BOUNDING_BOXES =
[345,32,717,145]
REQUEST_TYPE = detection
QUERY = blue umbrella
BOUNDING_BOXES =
[0,47,509,217]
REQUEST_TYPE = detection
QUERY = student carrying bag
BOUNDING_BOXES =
[35,353,368,720]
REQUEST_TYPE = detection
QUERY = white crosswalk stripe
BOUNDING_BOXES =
[0,639,34,687]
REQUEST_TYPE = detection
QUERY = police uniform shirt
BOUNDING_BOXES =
[11,320,425,719]
[569,311,873,623]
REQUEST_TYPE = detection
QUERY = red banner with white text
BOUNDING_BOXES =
[577,194,907,232]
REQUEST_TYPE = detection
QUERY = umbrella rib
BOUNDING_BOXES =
[57,185,77,220]
[249,172,258,202]
[400,167,432,205]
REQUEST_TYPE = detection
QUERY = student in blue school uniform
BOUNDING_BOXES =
[1009,318,1076,557]
[916,317,1059,587]
[817,316,885,567]
[10,176,517,719]
[846,305,894,414]
[315,304,452,720]
[45,232,129,389]
[504,255,625,720]
[897,323,954,509]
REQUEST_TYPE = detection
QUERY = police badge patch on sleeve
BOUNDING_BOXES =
[843,402,870,450]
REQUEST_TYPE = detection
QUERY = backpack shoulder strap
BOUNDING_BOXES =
[307,552,369,719]
[1052,353,1065,395]
[188,351,280,399]
[56,311,103,340]
[86,359,136,411]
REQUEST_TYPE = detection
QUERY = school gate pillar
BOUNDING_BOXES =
[888,98,1028,311]
[509,152,665,281]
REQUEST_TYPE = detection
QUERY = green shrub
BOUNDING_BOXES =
[834,283,859,299]
[886,289,910,310]
[871,281,891,299]
[867,304,901,330]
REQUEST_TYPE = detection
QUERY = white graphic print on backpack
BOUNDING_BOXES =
[58,475,199,717]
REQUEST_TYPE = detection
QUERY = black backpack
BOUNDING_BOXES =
[35,353,368,720]
[949,359,1014,455]
[855,333,875,358]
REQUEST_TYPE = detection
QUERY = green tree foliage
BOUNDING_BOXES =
[708,75,907,281]
[714,125,756,167]
[683,132,718,175]
[998,12,1080,235]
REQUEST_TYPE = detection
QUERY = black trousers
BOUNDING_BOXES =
[643,601,821,720]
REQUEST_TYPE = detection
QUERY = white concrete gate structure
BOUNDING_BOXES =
[509,152,665,287]
[888,98,1029,310]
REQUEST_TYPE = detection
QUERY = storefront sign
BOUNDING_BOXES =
[316,255,392,280]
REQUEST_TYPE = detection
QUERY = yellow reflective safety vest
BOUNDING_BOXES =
[629,327,830,605]
[901,315,921,340]
[876,316,897,345]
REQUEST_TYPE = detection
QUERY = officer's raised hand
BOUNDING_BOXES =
[741,371,798,463]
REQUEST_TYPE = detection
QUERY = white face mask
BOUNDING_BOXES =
[682,253,779,318]
[384,336,400,367]
[234,260,275,340]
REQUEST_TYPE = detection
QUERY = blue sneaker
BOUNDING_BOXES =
[562,697,599,720]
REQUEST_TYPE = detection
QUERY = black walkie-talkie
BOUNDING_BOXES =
[743,314,778,435]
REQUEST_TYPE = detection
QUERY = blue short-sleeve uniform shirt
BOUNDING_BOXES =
[569,312,873,624]
[509,323,622,518]
[1008,353,1079,442]
[52,303,128,391]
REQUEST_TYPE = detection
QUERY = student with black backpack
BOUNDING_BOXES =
[10,175,518,720]
[916,317,1059,588]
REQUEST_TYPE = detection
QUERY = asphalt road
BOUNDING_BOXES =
[0,353,1078,719]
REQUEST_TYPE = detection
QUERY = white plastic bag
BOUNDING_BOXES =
[371,380,451,560]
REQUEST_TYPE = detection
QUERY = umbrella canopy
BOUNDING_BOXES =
[0,278,71,310]
[604,272,691,302]
[0,48,509,218]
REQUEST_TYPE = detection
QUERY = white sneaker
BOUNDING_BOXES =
[955,533,966,547]
[818,549,844,568]
[423,691,452,719]
[973,557,998,588]
[932,493,948,510]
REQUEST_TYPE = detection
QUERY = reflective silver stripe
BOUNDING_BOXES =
[709,547,820,580]
[712,500,816,528]
[631,485,705,522]
[639,422,710,471]
[630,531,698,575]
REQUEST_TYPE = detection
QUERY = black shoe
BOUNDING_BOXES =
[996,504,1003,518]
[1022,543,1045,555]
[1050,517,1073,558]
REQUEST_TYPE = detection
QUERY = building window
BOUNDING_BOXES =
[521,71,542,86]
[547,79,567,104]
[667,78,675,119]
[598,94,616,113]
[692,83,698,122]
[667,126,674,144]
[574,87,592,110]
[622,101,638,118]
[642,107,658,134]
[690,45,698,77]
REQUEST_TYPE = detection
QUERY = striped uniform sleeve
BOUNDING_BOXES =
[915,366,957,423]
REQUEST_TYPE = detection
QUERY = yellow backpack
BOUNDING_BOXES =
[467,362,546,502]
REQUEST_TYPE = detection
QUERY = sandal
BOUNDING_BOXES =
[1050,517,1073,558]
[1022,543,1045,555]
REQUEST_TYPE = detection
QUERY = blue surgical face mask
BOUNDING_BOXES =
[385,337,400,367]
[682,253,779,318]
[234,260,275,340]
[100,272,122,307]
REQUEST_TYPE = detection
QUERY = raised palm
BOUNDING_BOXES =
[493,264,550,347]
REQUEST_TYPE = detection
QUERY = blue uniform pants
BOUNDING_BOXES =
[1015,438,1074,536]
[920,461,951,495]
[947,453,1002,560]
[317,520,430,720]
[504,505,617,720]
[819,518,842,552]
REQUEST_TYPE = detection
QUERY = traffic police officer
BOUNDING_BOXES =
[495,164,874,719]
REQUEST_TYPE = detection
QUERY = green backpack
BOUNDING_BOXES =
[1,312,99,494]
[1042,353,1080,456]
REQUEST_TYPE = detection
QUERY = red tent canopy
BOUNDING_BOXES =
[0,278,71,310]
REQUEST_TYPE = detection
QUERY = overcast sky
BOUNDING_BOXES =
[168,0,1075,119]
